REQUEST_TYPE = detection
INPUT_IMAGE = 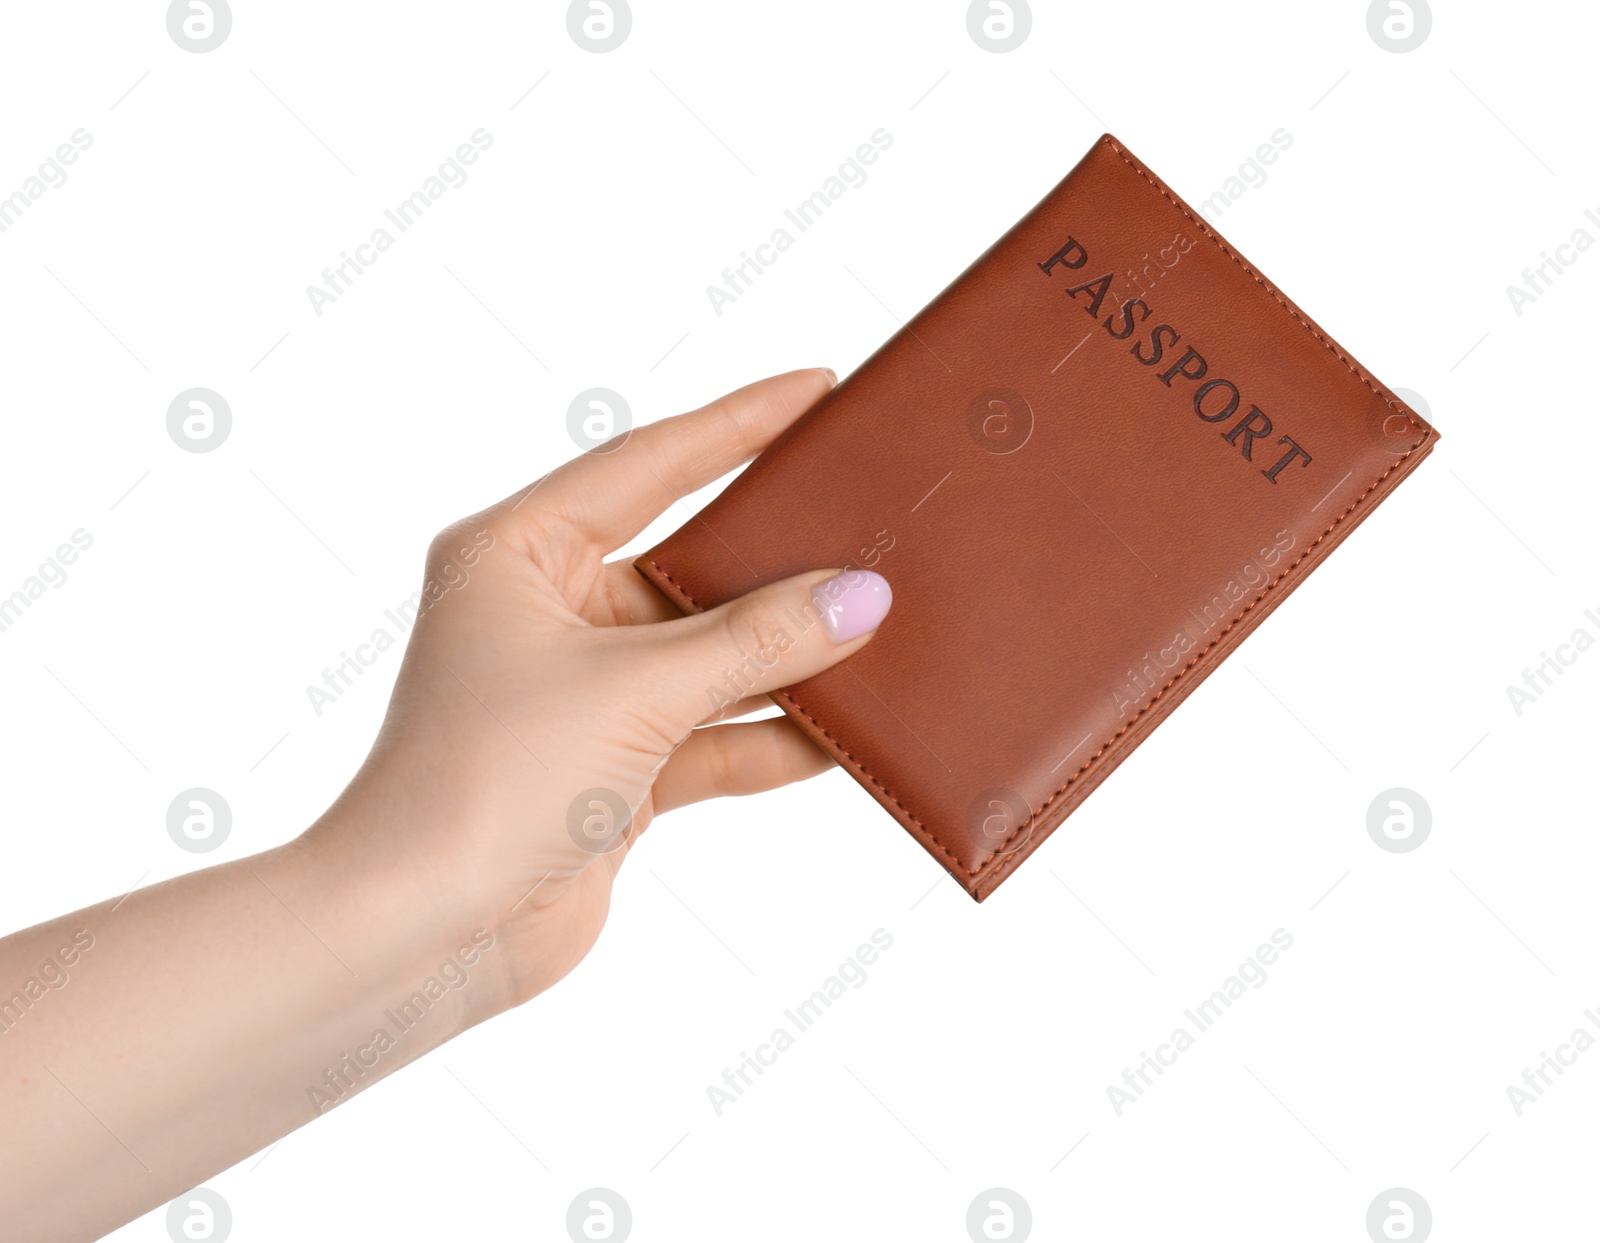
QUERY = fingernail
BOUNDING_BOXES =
[812,569,892,643]
[819,367,838,386]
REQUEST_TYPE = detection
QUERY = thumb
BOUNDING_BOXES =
[647,568,893,729]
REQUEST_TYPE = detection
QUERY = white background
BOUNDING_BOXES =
[0,1,1593,1239]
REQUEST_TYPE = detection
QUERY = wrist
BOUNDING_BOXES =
[285,801,516,1038]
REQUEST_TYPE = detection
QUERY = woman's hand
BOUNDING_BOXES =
[0,368,892,1243]
[306,366,893,1014]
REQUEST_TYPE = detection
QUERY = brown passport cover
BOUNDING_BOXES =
[636,134,1438,901]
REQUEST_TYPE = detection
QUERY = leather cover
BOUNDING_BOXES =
[635,134,1438,901]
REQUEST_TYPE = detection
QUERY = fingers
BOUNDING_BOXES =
[652,717,834,814]
[644,567,893,734]
[500,368,835,553]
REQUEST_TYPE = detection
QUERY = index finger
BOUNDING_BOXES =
[502,368,835,552]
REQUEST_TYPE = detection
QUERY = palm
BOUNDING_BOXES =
[356,371,848,1009]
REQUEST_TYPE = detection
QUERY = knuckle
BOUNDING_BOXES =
[720,593,796,678]
[423,532,461,579]
[705,727,740,797]
[424,526,460,571]
[423,519,497,585]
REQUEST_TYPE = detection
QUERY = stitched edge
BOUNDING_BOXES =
[1103,136,1427,423]
[643,135,1435,887]
[961,136,1434,883]
[643,444,1419,886]
[968,454,1422,893]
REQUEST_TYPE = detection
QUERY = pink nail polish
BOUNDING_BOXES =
[812,570,892,643]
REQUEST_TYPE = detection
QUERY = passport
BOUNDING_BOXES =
[636,134,1439,901]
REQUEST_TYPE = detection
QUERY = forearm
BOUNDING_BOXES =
[0,369,867,1238]
[0,828,507,1242]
